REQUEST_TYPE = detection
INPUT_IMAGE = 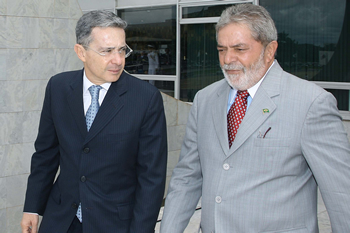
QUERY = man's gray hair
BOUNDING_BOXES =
[76,10,127,47]
[216,4,277,46]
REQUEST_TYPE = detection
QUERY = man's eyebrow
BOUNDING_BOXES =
[217,43,247,48]
[98,45,126,50]
[98,46,115,50]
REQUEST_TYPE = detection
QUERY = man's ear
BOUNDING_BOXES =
[74,44,87,62]
[264,41,278,63]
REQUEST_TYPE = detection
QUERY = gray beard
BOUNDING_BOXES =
[221,51,266,90]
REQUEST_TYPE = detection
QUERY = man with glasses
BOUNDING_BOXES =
[21,10,167,233]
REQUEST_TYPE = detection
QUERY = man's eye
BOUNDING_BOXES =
[103,49,113,53]
[116,47,126,55]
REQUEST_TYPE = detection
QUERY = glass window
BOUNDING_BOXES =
[180,23,222,102]
[260,0,349,110]
[118,6,176,76]
[182,4,235,18]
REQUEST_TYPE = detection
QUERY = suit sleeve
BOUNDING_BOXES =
[160,93,203,233]
[129,90,168,233]
[23,78,60,215]
[301,91,350,232]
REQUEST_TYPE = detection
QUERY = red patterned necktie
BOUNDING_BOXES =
[227,90,249,148]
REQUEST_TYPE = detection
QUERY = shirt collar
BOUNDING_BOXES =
[83,70,111,94]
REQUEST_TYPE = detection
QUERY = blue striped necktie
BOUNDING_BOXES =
[85,85,102,131]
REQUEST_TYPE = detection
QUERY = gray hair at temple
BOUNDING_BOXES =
[216,4,277,46]
[76,10,127,47]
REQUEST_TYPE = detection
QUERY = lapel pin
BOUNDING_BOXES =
[263,108,269,114]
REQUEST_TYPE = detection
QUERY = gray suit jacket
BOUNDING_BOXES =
[160,61,350,233]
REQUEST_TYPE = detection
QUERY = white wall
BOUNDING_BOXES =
[0,1,83,232]
[78,0,115,12]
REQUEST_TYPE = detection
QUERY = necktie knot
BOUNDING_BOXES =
[237,90,249,99]
[88,85,102,100]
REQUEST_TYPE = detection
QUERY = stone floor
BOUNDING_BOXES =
[155,189,332,233]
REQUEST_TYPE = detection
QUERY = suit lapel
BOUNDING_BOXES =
[212,81,232,156]
[228,61,282,155]
[67,69,87,138]
[84,72,127,144]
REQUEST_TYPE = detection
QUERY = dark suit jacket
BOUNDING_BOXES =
[23,69,168,233]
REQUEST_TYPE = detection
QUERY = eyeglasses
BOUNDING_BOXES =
[85,44,133,58]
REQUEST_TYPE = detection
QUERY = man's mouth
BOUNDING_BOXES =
[108,68,122,73]
[225,69,242,74]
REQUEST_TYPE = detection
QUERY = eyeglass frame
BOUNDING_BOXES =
[83,44,133,58]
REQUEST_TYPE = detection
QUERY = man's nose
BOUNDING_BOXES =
[110,52,124,64]
[224,49,238,64]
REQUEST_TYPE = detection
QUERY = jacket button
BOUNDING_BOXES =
[71,203,78,209]
[215,196,222,203]
[81,176,86,182]
[223,163,230,170]
[83,148,90,153]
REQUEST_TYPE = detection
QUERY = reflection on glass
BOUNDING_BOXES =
[118,6,176,76]
[182,4,240,18]
[261,0,347,82]
[260,0,349,109]
[180,23,222,102]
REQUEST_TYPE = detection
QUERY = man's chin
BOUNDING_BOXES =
[224,74,245,90]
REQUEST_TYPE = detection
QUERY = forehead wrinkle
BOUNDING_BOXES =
[90,27,125,47]
[230,43,248,48]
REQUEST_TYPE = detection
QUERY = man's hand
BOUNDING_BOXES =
[21,213,39,233]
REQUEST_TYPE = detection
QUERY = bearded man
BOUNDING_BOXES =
[160,4,350,233]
